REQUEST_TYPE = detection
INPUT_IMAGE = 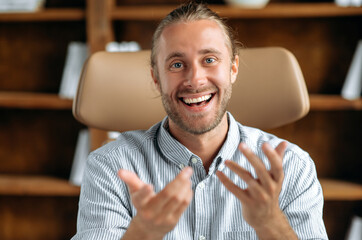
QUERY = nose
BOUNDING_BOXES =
[184,63,207,88]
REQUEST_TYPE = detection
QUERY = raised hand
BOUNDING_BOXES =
[216,141,297,239]
[118,167,193,240]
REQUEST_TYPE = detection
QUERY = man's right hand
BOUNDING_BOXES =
[118,167,193,240]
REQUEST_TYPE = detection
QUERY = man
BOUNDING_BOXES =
[72,2,328,240]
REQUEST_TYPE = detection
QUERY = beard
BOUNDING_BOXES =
[160,83,232,135]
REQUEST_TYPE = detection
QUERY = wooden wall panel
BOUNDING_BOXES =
[227,17,362,94]
[0,196,78,240]
[324,201,362,240]
[270,111,362,183]
[0,109,83,177]
[0,22,86,92]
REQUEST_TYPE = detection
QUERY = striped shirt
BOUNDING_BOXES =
[72,113,328,240]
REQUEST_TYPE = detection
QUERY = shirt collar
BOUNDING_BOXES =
[209,112,240,173]
[157,112,241,172]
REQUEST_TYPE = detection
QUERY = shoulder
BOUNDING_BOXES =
[238,123,309,157]
[237,122,312,166]
[86,122,162,171]
[93,122,161,156]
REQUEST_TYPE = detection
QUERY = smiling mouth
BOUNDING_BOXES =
[180,93,214,107]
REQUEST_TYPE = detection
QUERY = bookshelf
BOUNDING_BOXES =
[0,9,85,22]
[110,3,362,20]
[0,0,361,239]
[0,1,85,239]
[0,175,80,196]
[310,94,362,111]
[0,92,72,109]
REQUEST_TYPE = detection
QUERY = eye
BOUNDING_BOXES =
[205,58,216,64]
[172,62,183,69]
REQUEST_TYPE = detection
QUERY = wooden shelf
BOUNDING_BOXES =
[0,92,73,110]
[111,3,362,20]
[2,92,360,112]
[0,174,359,200]
[0,175,80,196]
[0,8,85,22]
[320,179,362,201]
[310,94,362,111]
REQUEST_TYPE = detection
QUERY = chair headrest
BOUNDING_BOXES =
[73,47,309,131]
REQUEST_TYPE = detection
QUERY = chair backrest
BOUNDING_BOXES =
[73,47,309,132]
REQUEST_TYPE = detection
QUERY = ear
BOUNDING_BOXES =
[151,68,161,92]
[230,55,239,84]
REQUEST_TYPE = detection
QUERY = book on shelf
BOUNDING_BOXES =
[69,130,122,186]
[0,0,45,12]
[345,216,362,240]
[341,40,362,100]
[69,129,90,186]
[59,42,89,99]
[335,0,362,7]
[105,41,141,52]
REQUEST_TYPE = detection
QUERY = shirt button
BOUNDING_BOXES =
[191,157,198,164]
[199,236,206,240]
[198,182,205,189]
[179,163,185,169]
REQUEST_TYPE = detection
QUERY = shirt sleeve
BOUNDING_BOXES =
[280,150,329,240]
[71,152,132,240]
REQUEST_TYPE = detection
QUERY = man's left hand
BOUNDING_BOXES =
[216,141,298,239]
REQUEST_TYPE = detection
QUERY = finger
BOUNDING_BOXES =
[146,167,193,213]
[275,141,288,158]
[224,160,254,183]
[156,181,192,223]
[238,143,272,186]
[118,169,146,193]
[224,159,272,201]
[262,143,285,183]
[217,167,269,204]
[216,170,250,204]
[244,177,270,201]
[172,187,193,220]
[131,184,155,209]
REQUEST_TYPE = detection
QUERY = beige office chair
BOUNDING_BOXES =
[73,47,309,132]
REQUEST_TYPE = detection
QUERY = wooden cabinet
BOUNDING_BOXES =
[0,0,361,239]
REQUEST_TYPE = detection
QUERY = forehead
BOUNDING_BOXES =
[157,19,230,59]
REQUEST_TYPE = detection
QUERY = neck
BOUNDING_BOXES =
[168,113,229,171]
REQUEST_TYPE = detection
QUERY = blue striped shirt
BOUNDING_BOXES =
[72,113,328,240]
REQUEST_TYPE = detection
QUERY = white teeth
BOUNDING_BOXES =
[183,94,212,104]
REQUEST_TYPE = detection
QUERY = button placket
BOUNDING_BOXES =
[194,172,208,240]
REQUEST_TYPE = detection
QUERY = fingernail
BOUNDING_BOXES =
[264,142,272,150]
[118,169,130,179]
[183,167,193,177]
[239,143,247,151]
[118,169,125,177]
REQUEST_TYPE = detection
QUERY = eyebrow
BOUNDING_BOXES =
[165,48,222,63]
[165,52,185,63]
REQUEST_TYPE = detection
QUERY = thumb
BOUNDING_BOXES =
[118,169,146,193]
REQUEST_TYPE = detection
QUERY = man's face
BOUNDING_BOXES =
[153,19,238,135]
